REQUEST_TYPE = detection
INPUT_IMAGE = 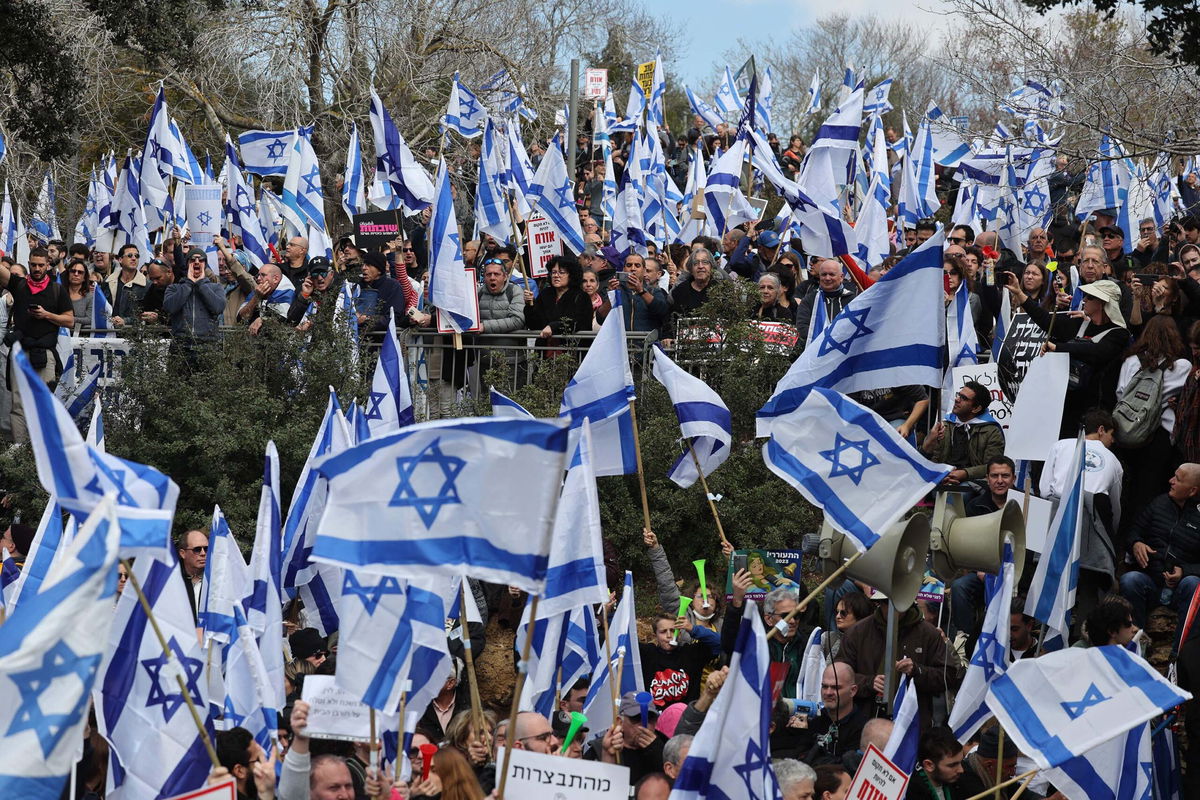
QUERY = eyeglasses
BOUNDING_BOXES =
[401,248,414,253]
[518,731,556,744]
[481,258,504,266]
[954,392,974,403]
[1101,233,1119,239]
[835,608,851,617]
[68,269,86,275]
[948,236,965,244]
[185,546,208,554]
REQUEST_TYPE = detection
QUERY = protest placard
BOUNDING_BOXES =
[952,362,1012,429]
[1009,489,1054,553]
[353,210,404,253]
[1004,352,1069,461]
[163,779,236,800]
[585,68,608,99]
[997,311,1072,399]
[435,268,482,334]
[300,675,396,742]
[526,216,560,277]
[751,321,799,354]
[636,60,656,96]
[847,744,910,800]
[498,746,629,800]
[724,549,804,602]
[184,184,222,246]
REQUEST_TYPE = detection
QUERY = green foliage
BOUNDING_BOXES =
[84,0,228,68]
[0,0,84,161]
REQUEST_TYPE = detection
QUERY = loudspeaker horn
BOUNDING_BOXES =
[928,493,1026,582]
[818,514,930,611]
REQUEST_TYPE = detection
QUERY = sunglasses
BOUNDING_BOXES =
[185,546,208,554]
[401,248,414,253]
[69,269,86,275]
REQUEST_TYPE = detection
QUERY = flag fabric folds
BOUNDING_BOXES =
[1045,722,1153,800]
[365,315,416,438]
[312,417,569,592]
[669,602,782,800]
[526,138,586,255]
[238,129,299,177]
[0,496,120,800]
[428,160,479,333]
[651,346,732,488]
[763,387,950,552]
[1024,436,1085,643]
[883,674,920,774]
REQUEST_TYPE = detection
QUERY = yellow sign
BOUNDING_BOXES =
[636,60,656,96]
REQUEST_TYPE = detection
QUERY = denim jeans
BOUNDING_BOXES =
[1119,570,1200,629]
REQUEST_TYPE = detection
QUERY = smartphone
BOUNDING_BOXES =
[732,553,748,574]
[943,273,951,293]
[1133,273,1161,286]
[27,304,41,313]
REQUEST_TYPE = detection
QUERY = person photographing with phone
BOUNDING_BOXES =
[0,246,74,443]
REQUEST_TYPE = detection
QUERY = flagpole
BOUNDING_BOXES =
[687,439,729,546]
[458,581,487,736]
[628,398,653,533]
[765,550,864,641]
[120,558,221,769]
[963,768,1038,800]
[368,708,383,800]
[497,594,539,800]
[598,599,620,763]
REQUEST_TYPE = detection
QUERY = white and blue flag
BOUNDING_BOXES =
[245,443,285,726]
[520,605,602,719]
[238,128,298,177]
[428,160,479,333]
[13,345,180,551]
[764,388,949,552]
[443,72,486,137]
[342,122,366,220]
[669,602,782,800]
[560,292,638,477]
[1077,135,1129,222]
[489,386,533,418]
[756,236,946,434]
[863,78,894,118]
[805,71,821,114]
[949,539,1016,742]
[475,119,512,241]
[335,568,418,712]
[713,65,744,117]
[281,128,327,235]
[704,137,758,236]
[7,500,64,613]
[1045,721,1153,800]
[651,345,732,488]
[0,496,120,800]
[366,315,416,438]
[225,136,273,268]
[96,552,214,800]
[527,135,586,255]
[986,646,1189,771]
[1024,436,1085,644]
[883,674,920,775]
[312,417,569,592]
[198,505,248,645]
[369,88,434,211]
[685,86,723,131]
[581,571,643,734]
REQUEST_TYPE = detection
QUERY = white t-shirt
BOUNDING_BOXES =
[1116,356,1192,433]
[1039,438,1124,529]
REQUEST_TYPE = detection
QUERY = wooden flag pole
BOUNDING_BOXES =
[963,768,1039,800]
[765,551,864,641]
[497,594,540,799]
[628,398,653,534]
[459,581,487,736]
[120,558,220,768]
[687,439,729,546]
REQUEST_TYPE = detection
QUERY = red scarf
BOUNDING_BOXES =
[26,274,51,294]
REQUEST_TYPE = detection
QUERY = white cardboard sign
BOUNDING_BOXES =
[1008,489,1054,554]
[1004,352,1070,461]
[497,746,629,800]
[301,675,398,742]
[585,68,609,99]
[526,215,561,276]
[184,184,222,246]
[846,744,910,800]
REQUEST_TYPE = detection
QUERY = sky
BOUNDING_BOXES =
[640,0,941,88]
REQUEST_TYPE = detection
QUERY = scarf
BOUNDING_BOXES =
[27,274,51,294]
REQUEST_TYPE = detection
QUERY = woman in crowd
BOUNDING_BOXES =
[580,266,611,330]
[1131,274,1193,341]
[63,257,94,334]
[822,591,873,661]
[754,272,794,322]
[423,746,485,800]
[523,256,593,353]
[445,709,497,793]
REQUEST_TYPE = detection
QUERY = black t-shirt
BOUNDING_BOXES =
[9,276,71,340]
[671,280,711,316]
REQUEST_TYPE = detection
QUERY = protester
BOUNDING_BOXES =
[62,257,94,333]
[905,726,967,800]
[919,380,1005,487]
[796,259,855,345]
[524,255,593,349]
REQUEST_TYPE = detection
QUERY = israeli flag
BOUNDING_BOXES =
[527,135,586,255]
[560,292,638,477]
[198,505,248,645]
[949,539,1015,742]
[520,604,602,719]
[941,270,979,415]
[756,236,946,434]
[581,571,643,734]
[443,72,485,137]
[95,552,214,800]
[1024,436,1085,643]
[169,117,203,184]
[1,183,23,258]
[366,315,416,438]
[102,153,154,260]
[758,66,774,134]
[7,500,65,613]
[624,76,648,123]
[243,443,285,727]
[335,569,419,711]
[238,129,296,177]
[539,421,609,619]
[312,417,569,592]
[651,346,732,488]
[504,123,535,218]
[611,167,648,257]
[686,86,724,131]
[342,122,366,220]
[368,88,434,212]
[883,674,920,774]
[705,137,758,235]
[795,628,825,705]
[1153,726,1182,800]
[805,71,821,114]
[54,327,99,420]
[139,88,187,210]
[281,128,326,235]
[489,386,533,418]
[986,647,1189,771]
[923,103,972,167]
[13,345,179,551]
[475,119,511,241]
[1043,722,1153,800]
[225,136,272,268]
[714,65,744,117]
[0,496,119,800]
[428,160,479,333]
[670,602,782,800]
[763,388,950,552]
[863,77,894,118]
[1077,135,1130,222]
[216,605,276,752]
[0,548,17,613]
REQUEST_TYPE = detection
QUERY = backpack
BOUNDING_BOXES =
[1112,365,1164,447]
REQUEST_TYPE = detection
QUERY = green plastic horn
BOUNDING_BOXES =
[672,596,694,645]
[693,559,708,606]
[559,712,588,754]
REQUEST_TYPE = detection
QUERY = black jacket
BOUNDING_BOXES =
[796,285,856,347]
[1128,493,1200,583]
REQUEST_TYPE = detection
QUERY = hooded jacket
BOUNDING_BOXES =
[923,411,1005,480]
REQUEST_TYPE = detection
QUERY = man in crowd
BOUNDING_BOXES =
[163,247,225,351]
[609,251,670,338]
[140,259,175,325]
[726,579,817,699]
[920,381,1005,487]
[281,235,309,287]
[177,529,207,622]
[595,692,668,785]
[905,727,966,800]
[105,244,149,326]
[0,521,34,568]
[239,264,296,336]
[0,247,75,442]
[214,727,268,800]
[796,260,856,345]
[804,662,869,766]
[949,456,1018,639]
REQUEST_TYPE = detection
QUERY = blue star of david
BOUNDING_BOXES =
[222,695,246,729]
[875,88,886,101]
[146,139,166,165]
[301,166,322,196]
[448,231,463,262]
[957,342,978,364]
[732,737,769,800]
[196,210,213,229]
[970,630,1004,681]
[817,306,874,357]
[553,182,574,211]
[1061,683,1109,720]
[141,636,205,723]
[7,640,100,758]
[364,391,387,420]
[1022,185,1048,216]
[236,186,255,217]
[1138,761,1153,800]
[86,197,98,215]
[1087,164,1101,184]
[84,460,136,505]
[820,433,880,485]
[388,438,467,527]
[265,138,287,160]
[458,93,480,119]
[342,572,406,614]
